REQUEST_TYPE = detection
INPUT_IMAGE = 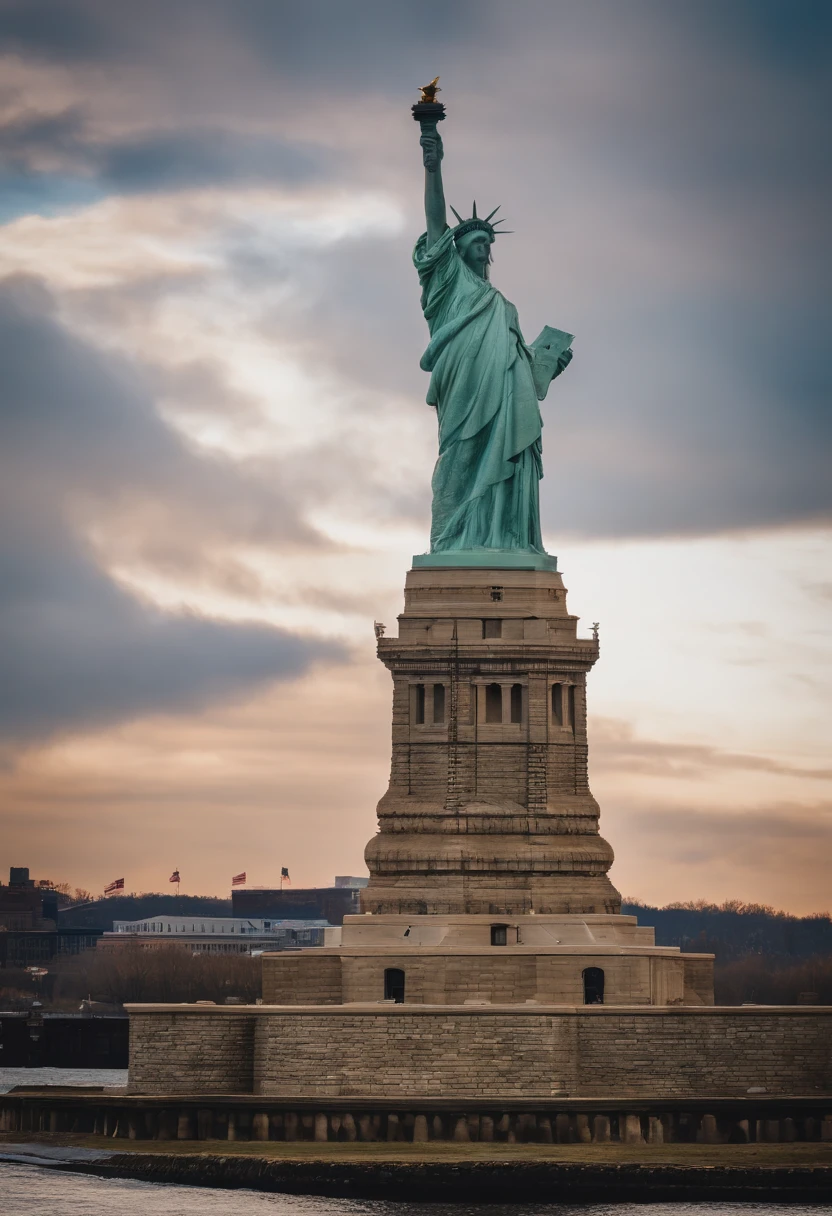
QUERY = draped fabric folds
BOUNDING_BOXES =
[414,227,545,554]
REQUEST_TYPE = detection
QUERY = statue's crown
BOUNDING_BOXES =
[451,202,512,240]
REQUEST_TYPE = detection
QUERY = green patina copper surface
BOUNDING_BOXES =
[412,99,572,570]
[412,549,557,571]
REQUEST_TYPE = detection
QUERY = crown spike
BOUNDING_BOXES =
[450,205,464,225]
[471,201,477,218]
[484,205,501,222]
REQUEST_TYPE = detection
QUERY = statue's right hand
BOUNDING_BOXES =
[420,129,443,170]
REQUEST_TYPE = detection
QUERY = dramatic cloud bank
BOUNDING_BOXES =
[0,0,828,907]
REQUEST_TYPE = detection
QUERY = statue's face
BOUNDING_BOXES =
[457,230,493,275]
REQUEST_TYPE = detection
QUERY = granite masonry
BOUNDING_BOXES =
[127,1005,832,1099]
[125,564,831,1100]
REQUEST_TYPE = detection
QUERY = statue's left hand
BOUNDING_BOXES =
[555,349,573,376]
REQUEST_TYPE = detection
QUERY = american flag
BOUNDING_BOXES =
[281,866,291,885]
[104,878,124,894]
[231,872,246,886]
[169,870,180,883]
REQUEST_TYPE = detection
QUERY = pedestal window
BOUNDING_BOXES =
[384,967,405,1003]
[485,683,502,723]
[583,966,604,1004]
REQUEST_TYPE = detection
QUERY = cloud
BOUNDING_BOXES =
[605,798,832,913]
[0,522,342,744]
[627,801,832,875]
[0,1,828,540]
[0,0,118,61]
[0,104,332,202]
[590,717,832,782]
[0,274,345,743]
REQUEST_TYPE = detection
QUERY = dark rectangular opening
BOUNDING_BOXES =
[568,685,576,730]
[483,619,502,639]
[510,683,523,724]
[485,683,502,723]
[583,966,604,1004]
[433,683,445,724]
[551,683,563,725]
[491,924,508,946]
[413,684,425,725]
[384,967,405,1003]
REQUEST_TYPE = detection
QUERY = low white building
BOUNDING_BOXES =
[112,917,314,936]
[99,916,329,954]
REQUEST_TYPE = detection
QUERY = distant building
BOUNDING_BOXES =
[334,877,369,889]
[0,868,94,966]
[0,930,103,968]
[110,914,277,933]
[0,867,57,931]
[98,916,328,954]
[232,882,364,924]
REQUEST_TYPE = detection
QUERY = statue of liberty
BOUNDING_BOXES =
[412,83,572,568]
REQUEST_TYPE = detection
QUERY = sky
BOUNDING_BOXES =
[0,0,829,913]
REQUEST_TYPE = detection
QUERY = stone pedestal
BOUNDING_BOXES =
[262,564,714,1009]
[362,565,618,916]
[262,912,714,1006]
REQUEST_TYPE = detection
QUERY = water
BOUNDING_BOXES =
[0,1168,827,1216]
[0,1066,128,1093]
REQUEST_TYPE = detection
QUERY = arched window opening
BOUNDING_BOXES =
[551,683,563,725]
[483,619,502,639]
[433,683,446,724]
[384,967,406,1003]
[510,683,523,724]
[583,966,604,1005]
[568,685,576,730]
[485,683,502,723]
[413,684,425,725]
[491,924,508,946]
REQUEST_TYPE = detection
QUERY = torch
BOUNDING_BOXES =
[412,76,446,172]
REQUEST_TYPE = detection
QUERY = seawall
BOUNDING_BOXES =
[125,1003,832,1098]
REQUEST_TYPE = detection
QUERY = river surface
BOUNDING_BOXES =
[0,1167,828,1216]
[0,1065,128,1092]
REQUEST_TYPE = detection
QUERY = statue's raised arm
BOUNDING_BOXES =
[413,78,447,248]
[421,128,447,247]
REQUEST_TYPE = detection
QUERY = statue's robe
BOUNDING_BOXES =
[414,227,544,554]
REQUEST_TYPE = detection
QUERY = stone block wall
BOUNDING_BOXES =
[576,1012,832,1096]
[253,1008,832,1099]
[261,950,712,1007]
[127,1005,832,1098]
[254,1012,578,1097]
[129,1013,255,1095]
[262,953,341,1005]
[683,956,715,1005]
